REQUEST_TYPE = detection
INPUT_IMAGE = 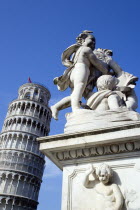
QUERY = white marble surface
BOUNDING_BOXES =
[64,109,140,133]
[38,122,140,210]
[62,158,140,210]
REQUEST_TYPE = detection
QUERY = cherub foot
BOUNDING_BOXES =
[51,106,59,120]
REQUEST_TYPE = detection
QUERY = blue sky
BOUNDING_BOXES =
[0,0,140,209]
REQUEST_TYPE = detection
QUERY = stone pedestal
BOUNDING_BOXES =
[38,121,140,210]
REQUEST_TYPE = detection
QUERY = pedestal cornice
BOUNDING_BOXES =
[37,121,140,170]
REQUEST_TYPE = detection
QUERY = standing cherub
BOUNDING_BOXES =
[51,31,109,119]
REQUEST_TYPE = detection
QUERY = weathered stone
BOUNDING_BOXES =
[0,83,51,210]
[38,122,140,210]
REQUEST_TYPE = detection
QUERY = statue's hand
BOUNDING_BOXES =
[116,86,132,93]
[87,164,95,174]
[64,59,74,67]
[105,55,112,64]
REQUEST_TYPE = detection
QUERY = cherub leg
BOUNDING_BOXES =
[126,89,138,110]
[70,65,89,112]
[108,94,121,110]
[71,82,87,112]
[51,96,71,120]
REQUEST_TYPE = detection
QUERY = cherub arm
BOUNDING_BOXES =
[112,184,124,210]
[108,60,123,77]
[88,50,109,75]
[83,164,96,188]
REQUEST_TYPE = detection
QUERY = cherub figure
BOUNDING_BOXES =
[51,33,138,119]
[93,48,138,111]
[51,31,108,119]
[87,75,126,111]
[83,163,124,210]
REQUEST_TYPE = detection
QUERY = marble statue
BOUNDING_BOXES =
[51,31,109,120]
[51,31,138,120]
[83,163,124,210]
[92,48,138,111]
[87,75,126,111]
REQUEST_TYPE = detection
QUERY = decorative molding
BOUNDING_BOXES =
[38,121,140,143]
[67,169,86,210]
[54,140,140,161]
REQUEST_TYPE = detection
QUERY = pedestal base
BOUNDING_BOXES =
[64,108,140,133]
[38,121,140,210]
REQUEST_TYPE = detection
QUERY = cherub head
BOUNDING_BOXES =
[76,30,96,50]
[96,163,113,184]
[96,75,118,91]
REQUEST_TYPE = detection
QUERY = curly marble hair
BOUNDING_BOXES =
[76,30,96,45]
[96,163,113,178]
[96,75,118,91]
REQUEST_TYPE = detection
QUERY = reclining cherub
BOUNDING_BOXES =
[92,48,138,111]
[87,75,126,111]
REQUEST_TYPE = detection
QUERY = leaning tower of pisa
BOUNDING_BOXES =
[0,83,51,210]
